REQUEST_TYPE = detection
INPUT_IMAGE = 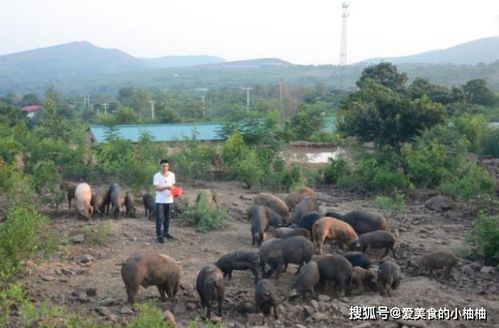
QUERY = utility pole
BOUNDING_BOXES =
[102,103,108,116]
[201,95,206,116]
[241,87,253,110]
[278,80,284,108]
[149,100,155,120]
[339,2,349,66]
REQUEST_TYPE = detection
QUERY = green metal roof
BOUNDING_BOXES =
[88,123,224,143]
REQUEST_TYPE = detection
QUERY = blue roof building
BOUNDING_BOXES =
[87,123,225,144]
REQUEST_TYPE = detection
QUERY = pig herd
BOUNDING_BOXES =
[63,182,460,322]
[61,181,142,220]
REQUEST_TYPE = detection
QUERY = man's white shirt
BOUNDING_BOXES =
[153,171,176,204]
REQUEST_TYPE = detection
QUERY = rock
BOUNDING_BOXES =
[173,302,187,315]
[85,288,97,297]
[107,313,119,323]
[424,196,453,212]
[163,310,176,327]
[235,302,253,314]
[318,295,331,302]
[310,300,320,312]
[355,323,372,328]
[210,316,223,325]
[247,313,265,326]
[72,234,85,243]
[120,306,134,315]
[461,264,475,276]
[76,291,89,303]
[303,305,315,316]
[79,254,94,264]
[99,298,116,306]
[41,274,55,281]
[470,262,482,271]
[61,268,75,276]
[311,312,328,321]
[97,306,111,317]
[481,266,495,274]
[73,268,87,275]
[186,302,197,311]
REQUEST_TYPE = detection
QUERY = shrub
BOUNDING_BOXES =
[402,140,448,188]
[477,127,499,157]
[322,157,350,184]
[0,162,35,208]
[180,201,228,232]
[0,283,27,327]
[467,214,499,265]
[439,163,495,201]
[125,303,170,328]
[33,160,66,210]
[354,152,409,192]
[0,207,57,285]
[81,223,112,245]
[229,148,264,189]
[373,192,406,213]
[170,137,216,181]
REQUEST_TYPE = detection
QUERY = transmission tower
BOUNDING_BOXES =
[339,2,349,66]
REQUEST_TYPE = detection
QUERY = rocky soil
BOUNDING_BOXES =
[21,181,499,328]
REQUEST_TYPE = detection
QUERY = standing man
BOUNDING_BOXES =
[153,159,176,243]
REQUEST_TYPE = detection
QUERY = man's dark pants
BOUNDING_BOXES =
[155,203,171,237]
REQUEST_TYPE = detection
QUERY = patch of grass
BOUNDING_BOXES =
[125,302,171,328]
[81,223,112,245]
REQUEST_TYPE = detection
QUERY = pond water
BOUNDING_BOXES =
[281,146,346,164]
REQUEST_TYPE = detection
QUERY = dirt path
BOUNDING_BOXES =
[23,181,499,327]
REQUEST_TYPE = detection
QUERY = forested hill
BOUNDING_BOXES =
[1,40,499,95]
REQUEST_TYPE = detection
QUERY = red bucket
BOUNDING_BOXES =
[171,186,183,197]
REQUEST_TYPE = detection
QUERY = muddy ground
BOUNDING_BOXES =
[21,181,499,328]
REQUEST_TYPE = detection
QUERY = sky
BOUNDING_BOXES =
[1,0,498,65]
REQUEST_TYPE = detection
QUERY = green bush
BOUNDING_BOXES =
[373,192,406,213]
[477,127,499,157]
[467,214,499,265]
[439,163,495,200]
[0,163,35,208]
[81,223,112,245]
[170,137,216,181]
[33,160,66,210]
[181,201,228,232]
[0,283,27,327]
[322,157,350,184]
[0,206,57,285]
[402,141,449,188]
[354,153,409,192]
[229,148,264,189]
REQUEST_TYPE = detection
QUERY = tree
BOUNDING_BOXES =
[408,78,455,104]
[462,79,498,106]
[291,102,330,140]
[339,78,445,153]
[356,62,408,93]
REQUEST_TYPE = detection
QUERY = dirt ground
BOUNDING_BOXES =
[22,180,499,328]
